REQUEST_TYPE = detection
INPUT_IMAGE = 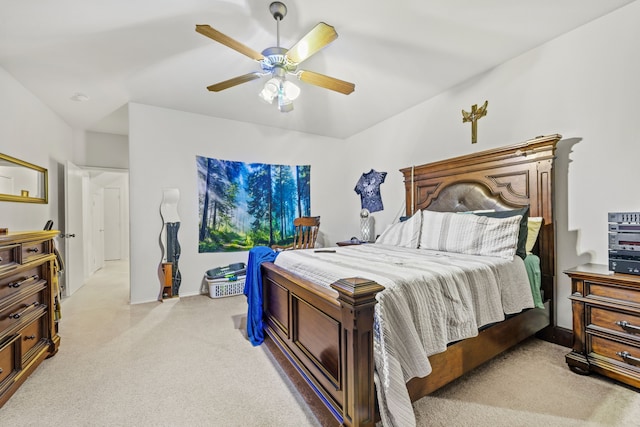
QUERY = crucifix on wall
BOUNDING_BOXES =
[462,100,488,144]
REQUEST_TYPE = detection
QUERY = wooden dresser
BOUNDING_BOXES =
[565,263,640,389]
[0,230,61,406]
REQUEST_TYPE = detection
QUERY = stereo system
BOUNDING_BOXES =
[609,212,640,275]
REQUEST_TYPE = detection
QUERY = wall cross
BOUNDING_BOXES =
[462,100,488,144]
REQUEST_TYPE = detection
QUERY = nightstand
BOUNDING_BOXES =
[565,263,640,389]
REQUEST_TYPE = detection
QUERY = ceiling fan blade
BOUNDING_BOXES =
[196,25,264,62]
[286,22,338,64]
[298,70,355,95]
[207,73,262,92]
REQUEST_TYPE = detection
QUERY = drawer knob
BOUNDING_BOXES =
[616,351,640,366]
[0,368,3,374]
[25,335,36,340]
[26,247,39,253]
[615,320,640,334]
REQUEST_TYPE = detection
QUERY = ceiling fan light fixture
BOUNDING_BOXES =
[259,78,280,103]
[282,80,300,101]
[278,94,294,113]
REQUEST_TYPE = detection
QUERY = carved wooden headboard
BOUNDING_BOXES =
[400,134,561,323]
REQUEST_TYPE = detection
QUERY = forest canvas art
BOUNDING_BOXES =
[197,156,311,252]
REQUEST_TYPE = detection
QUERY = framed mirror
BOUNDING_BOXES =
[0,153,48,204]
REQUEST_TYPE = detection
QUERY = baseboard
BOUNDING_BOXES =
[537,325,572,348]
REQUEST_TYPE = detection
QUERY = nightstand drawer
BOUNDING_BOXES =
[589,306,640,338]
[586,280,640,305]
[590,334,640,372]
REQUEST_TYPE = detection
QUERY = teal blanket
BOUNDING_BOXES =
[524,253,544,308]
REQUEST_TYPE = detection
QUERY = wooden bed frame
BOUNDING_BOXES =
[261,134,561,426]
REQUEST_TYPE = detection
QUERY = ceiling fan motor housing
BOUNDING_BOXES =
[269,2,287,20]
[261,47,297,74]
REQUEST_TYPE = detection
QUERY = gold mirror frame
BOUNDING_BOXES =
[0,153,48,204]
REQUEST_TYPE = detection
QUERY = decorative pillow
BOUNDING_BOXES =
[475,206,529,260]
[376,211,422,248]
[419,210,521,259]
[526,217,543,253]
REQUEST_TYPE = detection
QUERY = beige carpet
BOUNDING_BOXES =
[414,338,640,427]
[1,261,638,427]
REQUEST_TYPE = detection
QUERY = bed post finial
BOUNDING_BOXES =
[331,278,384,426]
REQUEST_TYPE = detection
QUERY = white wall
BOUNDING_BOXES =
[128,104,352,303]
[84,131,129,169]
[343,2,640,329]
[0,66,73,234]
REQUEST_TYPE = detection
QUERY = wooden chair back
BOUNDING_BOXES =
[272,216,320,250]
[291,216,321,249]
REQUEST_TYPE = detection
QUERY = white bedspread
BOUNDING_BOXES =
[274,243,534,427]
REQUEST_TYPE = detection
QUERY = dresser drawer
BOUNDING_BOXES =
[586,280,640,305]
[590,334,640,373]
[20,239,51,264]
[0,293,45,335]
[20,314,46,362]
[0,266,42,302]
[589,306,640,339]
[0,244,19,272]
[0,335,20,385]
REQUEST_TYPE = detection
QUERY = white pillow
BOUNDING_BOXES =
[419,210,521,259]
[526,217,543,253]
[375,211,422,248]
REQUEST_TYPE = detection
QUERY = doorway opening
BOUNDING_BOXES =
[63,164,130,300]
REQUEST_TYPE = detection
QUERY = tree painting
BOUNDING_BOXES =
[197,156,311,252]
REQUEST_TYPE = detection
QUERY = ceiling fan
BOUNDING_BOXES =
[196,1,355,112]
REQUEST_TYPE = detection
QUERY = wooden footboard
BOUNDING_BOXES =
[262,262,384,426]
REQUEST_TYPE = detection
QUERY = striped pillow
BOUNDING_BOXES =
[375,211,422,248]
[419,210,521,259]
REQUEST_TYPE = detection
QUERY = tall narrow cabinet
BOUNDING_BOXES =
[0,230,61,406]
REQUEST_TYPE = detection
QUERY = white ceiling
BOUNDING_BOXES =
[1,0,635,139]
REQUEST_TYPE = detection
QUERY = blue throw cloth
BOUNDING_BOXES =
[244,246,279,346]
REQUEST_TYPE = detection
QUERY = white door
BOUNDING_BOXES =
[104,187,121,260]
[63,161,85,297]
[91,192,105,273]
